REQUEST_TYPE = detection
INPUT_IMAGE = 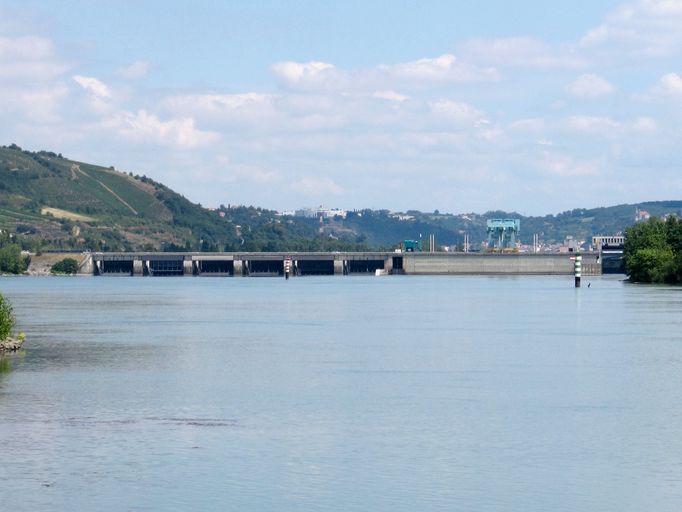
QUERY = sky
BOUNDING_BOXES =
[1,0,682,215]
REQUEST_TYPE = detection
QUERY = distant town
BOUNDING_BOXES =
[253,204,661,254]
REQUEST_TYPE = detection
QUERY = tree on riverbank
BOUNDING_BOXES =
[0,232,30,274]
[624,216,682,283]
[0,294,15,341]
[51,258,79,275]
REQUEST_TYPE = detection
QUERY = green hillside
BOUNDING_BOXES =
[310,202,682,250]
[0,144,369,252]
[0,144,241,251]
[1,144,680,253]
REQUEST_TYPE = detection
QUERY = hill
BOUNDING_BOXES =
[1,144,680,253]
[315,202,682,250]
[0,144,241,251]
[0,144,368,252]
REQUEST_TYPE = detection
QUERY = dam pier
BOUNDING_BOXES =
[86,251,603,277]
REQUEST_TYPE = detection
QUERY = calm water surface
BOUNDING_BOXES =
[0,275,681,511]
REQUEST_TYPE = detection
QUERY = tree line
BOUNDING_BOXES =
[0,231,30,274]
[624,216,682,284]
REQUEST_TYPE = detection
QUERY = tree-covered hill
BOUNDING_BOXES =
[317,202,682,249]
[0,144,367,252]
[0,144,239,251]
[1,144,680,253]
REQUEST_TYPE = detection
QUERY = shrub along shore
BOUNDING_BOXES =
[624,216,682,284]
[0,293,24,352]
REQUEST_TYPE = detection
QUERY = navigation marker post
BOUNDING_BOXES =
[284,258,292,280]
[573,253,582,288]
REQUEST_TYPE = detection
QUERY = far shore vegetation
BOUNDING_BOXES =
[0,231,30,274]
[624,216,682,284]
[51,257,79,275]
[4,146,682,254]
[0,293,15,341]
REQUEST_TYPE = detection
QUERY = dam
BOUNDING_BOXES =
[84,251,602,277]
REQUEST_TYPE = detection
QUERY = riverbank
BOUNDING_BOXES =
[0,336,24,352]
[25,253,90,276]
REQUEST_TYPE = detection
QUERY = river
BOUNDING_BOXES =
[0,275,681,511]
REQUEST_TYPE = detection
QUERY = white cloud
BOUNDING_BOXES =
[0,35,68,79]
[639,72,682,102]
[633,116,658,131]
[290,176,342,196]
[2,4,682,214]
[106,110,220,149]
[566,115,621,134]
[540,151,600,177]
[655,72,682,96]
[0,35,53,59]
[219,162,282,185]
[272,61,338,89]
[508,118,545,132]
[73,75,111,99]
[166,92,275,111]
[0,32,70,122]
[238,165,281,185]
[460,37,585,68]
[429,99,484,125]
[271,54,498,92]
[117,60,149,79]
[0,83,68,122]
[564,115,661,137]
[580,0,682,57]
[378,54,499,82]
[163,92,278,124]
[566,74,615,97]
[372,90,409,102]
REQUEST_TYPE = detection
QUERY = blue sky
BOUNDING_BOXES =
[1,0,681,214]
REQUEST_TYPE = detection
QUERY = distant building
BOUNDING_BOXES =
[559,236,583,253]
[293,206,347,219]
[390,213,415,221]
[635,208,650,222]
[592,235,624,249]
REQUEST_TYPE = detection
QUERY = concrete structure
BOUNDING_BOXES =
[87,251,603,277]
[592,235,625,249]
[592,235,625,274]
[400,252,599,275]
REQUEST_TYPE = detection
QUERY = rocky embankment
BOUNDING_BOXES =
[26,253,90,276]
[0,337,24,352]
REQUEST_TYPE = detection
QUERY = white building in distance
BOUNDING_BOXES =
[291,206,347,219]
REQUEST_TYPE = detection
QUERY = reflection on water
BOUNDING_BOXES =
[0,275,681,512]
[0,355,12,374]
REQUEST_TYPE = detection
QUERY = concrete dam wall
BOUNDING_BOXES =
[85,251,601,277]
[403,253,599,275]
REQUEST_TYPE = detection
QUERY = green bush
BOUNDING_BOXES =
[626,248,674,283]
[0,294,15,341]
[624,216,682,283]
[0,244,29,274]
[51,258,80,275]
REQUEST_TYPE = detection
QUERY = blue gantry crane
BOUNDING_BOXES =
[486,219,520,252]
